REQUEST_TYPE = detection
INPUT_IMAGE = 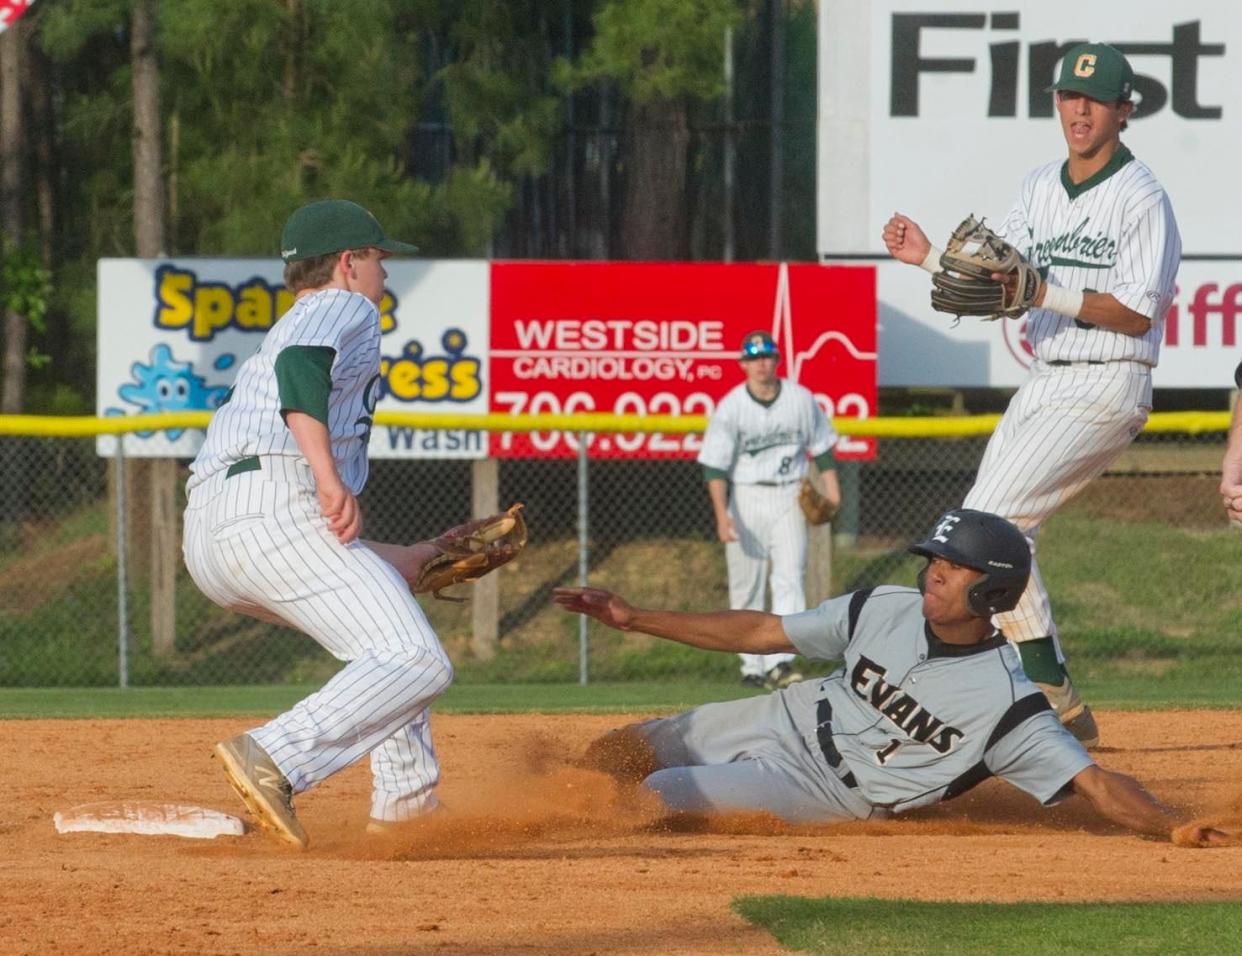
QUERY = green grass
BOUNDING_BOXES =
[733,897,1242,955]
[5,504,1242,696]
[0,668,1238,719]
[0,680,767,718]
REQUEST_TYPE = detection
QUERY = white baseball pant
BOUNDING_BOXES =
[727,482,806,676]
[183,456,452,822]
[964,360,1151,652]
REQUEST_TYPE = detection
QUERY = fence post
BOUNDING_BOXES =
[805,523,833,606]
[470,458,500,660]
[114,435,130,689]
[577,432,589,685]
[150,457,178,656]
[834,459,860,548]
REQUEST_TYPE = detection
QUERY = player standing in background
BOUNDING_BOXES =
[697,331,841,690]
[553,509,1226,846]
[881,42,1181,747]
[183,199,449,848]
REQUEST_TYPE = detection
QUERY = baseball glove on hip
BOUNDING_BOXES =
[411,503,527,601]
[930,215,1042,321]
[798,477,838,526]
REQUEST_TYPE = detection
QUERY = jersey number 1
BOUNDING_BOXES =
[875,738,902,765]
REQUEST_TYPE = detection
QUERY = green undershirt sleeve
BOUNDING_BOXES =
[702,466,729,483]
[814,449,837,472]
[275,345,336,426]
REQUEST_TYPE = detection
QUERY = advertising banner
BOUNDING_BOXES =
[819,0,1238,257]
[95,258,490,458]
[876,259,1242,388]
[488,262,878,459]
[819,0,1240,387]
[98,259,877,460]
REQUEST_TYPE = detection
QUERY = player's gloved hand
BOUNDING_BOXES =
[553,587,636,631]
[318,479,361,544]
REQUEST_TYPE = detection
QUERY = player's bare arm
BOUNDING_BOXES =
[553,586,794,654]
[982,271,1152,336]
[882,213,931,266]
[1221,394,1242,526]
[820,468,843,511]
[1070,764,1229,844]
[1026,284,1152,336]
[706,478,738,542]
[286,410,361,544]
[365,540,441,584]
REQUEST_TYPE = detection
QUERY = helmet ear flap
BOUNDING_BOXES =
[966,580,997,618]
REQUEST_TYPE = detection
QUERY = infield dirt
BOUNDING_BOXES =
[4,710,1242,955]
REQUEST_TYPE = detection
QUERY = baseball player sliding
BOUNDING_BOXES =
[554,510,1226,846]
[882,42,1181,748]
[697,331,841,689]
[183,199,451,848]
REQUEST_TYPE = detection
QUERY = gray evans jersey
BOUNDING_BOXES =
[781,586,1093,813]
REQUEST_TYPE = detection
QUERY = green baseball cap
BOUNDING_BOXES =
[1046,42,1134,102]
[280,199,419,262]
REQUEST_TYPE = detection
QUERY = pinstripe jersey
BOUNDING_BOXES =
[781,586,1092,813]
[187,288,381,495]
[999,146,1181,365]
[697,380,836,485]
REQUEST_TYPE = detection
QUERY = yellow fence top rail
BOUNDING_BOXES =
[0,410,1231,438]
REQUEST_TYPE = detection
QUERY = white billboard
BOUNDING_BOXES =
[96,258,490,458]
[819,0,1241,387]
[879,259,1242,387]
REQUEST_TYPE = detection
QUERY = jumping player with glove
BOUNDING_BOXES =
[882,43,1182,749]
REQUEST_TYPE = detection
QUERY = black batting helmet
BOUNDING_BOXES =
[907,509,1031,617]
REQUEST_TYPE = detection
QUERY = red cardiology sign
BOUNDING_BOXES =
[488,261,877,459]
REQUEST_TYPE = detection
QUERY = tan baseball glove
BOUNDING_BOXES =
[411,504,527,601]
[798,477,838,526]
[931,214,1042,321]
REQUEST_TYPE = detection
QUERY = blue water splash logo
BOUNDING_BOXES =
[105,344,234,439]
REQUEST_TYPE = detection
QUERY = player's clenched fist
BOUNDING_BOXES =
[317,479,361,544]
[882,213,931,266]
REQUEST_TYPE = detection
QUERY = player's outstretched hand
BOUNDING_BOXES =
[882,213,931,266]
[318,479,361,544]
[553,587,636,631]
[1172,821,1241,847]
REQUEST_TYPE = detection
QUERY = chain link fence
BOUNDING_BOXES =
[0,427,1229,687]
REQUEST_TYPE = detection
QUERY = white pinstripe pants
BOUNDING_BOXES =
[183,458,452,822]
[727,482,805,676]
[963,360,1151,649]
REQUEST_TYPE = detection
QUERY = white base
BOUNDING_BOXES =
[54,801,246,839]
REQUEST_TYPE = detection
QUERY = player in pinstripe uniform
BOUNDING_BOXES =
[553,509,1226,844]
[882,43,1181,748]
[182,199,448,848]
[698,331,841,689]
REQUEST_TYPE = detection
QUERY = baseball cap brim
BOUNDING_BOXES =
[375,238,420,255]
[1044,78,1125,100]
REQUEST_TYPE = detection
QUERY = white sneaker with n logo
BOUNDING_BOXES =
[213,734,309,849]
